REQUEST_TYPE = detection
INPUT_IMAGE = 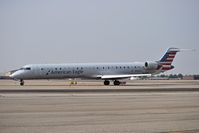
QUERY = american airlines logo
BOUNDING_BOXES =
[46,70,84,75]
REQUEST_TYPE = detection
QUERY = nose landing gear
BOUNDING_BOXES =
[20,79,24,86]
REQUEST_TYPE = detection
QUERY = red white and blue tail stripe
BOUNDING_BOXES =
[159,48,180,71]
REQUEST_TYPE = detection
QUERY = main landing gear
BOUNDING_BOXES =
[104,80,125,86]
[20,79,24,86]
[113,80,120,86]
[104,80,110,85]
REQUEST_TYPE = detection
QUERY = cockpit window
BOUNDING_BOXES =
[20,67,31,70]
[25,67,31,70]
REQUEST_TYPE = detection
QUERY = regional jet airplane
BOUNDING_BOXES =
[10,48,180,86]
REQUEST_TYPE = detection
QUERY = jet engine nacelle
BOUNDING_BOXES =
[144,61,159,70]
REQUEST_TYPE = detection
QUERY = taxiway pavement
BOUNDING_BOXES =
[0,80,199,133]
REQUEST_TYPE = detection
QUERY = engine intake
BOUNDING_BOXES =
[145,62,159,70]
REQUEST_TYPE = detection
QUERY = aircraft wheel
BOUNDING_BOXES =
[20,80,24,86]
[114,80,120,86]
[104,80,110,85]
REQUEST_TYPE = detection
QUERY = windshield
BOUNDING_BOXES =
[20,67,31,70]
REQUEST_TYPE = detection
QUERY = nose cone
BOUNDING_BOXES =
[9,70,23,79]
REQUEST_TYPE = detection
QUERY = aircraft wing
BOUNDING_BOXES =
[98,74,151,80]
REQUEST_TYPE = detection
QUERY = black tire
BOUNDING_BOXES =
[104,80,110,85]
[114,80,120,86]
[20,80,24,86]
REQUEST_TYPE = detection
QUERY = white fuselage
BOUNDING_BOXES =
[9,47,180,85]
[11,62,155,80]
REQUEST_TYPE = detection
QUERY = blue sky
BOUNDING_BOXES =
[0,0,199,74]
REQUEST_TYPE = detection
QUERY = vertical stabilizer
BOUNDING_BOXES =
[159,48,180,71]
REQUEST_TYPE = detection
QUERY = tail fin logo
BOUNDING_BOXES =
[159,48,180,71]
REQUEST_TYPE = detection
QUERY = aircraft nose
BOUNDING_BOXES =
[9,71,23,79]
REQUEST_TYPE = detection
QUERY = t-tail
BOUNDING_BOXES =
[158,47,180,71]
